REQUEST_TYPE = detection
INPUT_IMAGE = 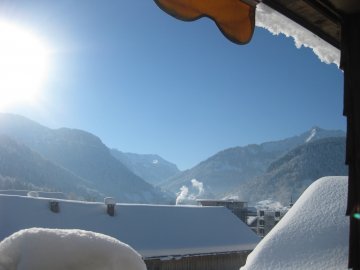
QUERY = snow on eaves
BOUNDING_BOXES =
[256,3,340,66]
[241,176,349,270]
[0,195,259,258]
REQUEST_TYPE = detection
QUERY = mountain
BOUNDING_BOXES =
[160,127,346,197]
[231,137,347,204]
[0,113,172,203]
[161,144,280,196]
[0,135,102,199]
[110,150,180,186]
[0,113,346,204]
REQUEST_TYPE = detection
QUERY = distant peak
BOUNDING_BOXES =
[310,126,322,132]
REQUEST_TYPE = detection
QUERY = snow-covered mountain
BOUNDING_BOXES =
[160,127,346,197]
[110,150,179,186]
[0,113,172,203]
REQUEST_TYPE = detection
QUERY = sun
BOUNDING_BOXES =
[0,20,50,109]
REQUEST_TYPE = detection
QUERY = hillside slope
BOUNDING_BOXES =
[0,113,170,203]
[0,135,101,199]
[161,127,345,196]
[232,137,347,204]
[110,149,179,186]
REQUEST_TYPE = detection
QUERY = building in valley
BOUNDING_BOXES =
[197,199,251,223]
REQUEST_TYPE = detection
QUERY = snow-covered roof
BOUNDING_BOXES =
[0,195,259,258]
[241,176,349,270]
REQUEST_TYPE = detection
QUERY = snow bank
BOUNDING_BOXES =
[241,176,349,270]
[0,228,146,270]
[256,3,340,66]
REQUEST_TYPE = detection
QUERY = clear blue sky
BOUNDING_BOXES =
[0,0,345,170]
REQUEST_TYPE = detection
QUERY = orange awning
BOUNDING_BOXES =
[154,0,256,44]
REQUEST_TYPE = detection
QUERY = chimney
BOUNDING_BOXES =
[49,201,60,213]
[104,197,116,217]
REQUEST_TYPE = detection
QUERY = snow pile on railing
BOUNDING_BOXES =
[0,228,146,270]
[241,176,349,270]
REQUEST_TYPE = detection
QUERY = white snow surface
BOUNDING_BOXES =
[254,199,288,210]
[256,3,340,66]
[0,196,259,258]
[305,128,317,143]
[241,176,349,270]
[152,159,159,164]
[0,190,66,199]
[104,197,116,205]
[0,228,146,270]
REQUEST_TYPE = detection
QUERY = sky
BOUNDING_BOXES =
[0,0,345,170]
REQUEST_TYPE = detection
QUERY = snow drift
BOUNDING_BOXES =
[241,176,349,270]
[0,228,146,270]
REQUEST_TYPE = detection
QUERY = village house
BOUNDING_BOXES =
[195,198,290,238]
[254,209,288,237]
[0,191,259,270]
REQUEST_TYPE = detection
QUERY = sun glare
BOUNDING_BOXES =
[0,20,50,110]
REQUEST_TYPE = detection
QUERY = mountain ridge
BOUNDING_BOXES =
[231,136,347,204]
[160,127,346,198]
[0,113,172,203]
[0,113,346,205]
